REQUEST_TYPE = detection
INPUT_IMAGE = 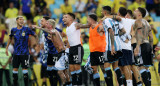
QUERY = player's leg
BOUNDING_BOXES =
[41,65,47,86]
[21,55,30,86]
[131,65,142,86]
[0,69,3,86]
[113,61,123,86]
[4,69,12,86]
[12,55,20,86]
[104,62,113,86]
[91,66,100,86]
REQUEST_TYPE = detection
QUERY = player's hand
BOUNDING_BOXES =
[134,47,139,56]
[32,25,41,29]
[111,45,116,55]
[2,65,6,69]
[5,49,8,56]
[125,39,129,43]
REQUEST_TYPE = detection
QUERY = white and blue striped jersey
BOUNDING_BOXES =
[103,18,124,51]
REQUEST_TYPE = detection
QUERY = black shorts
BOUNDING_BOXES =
[140,43,153,67]
[104,51,123,63]
[118,49,132,66]
[90,52,104,66]
[47,54,59,65]
[12,55,30,69]
[69,44,84,64]
[158,62,160,73]
[41,66,48,78]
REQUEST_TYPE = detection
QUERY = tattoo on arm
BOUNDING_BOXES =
[119,28,126,36]
[109,28,114,45]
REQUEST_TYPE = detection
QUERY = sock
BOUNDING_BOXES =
[105,67,113,86]
[122,74,126,86]
[47,66,58,86]
[146,69,151,86]
[23,70,29,86]
[76,69,82,85]
[132,72,137,86]
[93,73,100,86]
[114,67,123,85]
[126,80,133,86]
[140,69,150,86]
[71,71,77,85]
[104,73,108,84]
[42,82,47,86]
[137,81,142,86]
[13,71,18,86]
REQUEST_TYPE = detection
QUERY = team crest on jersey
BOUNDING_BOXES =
[22,31,25,36]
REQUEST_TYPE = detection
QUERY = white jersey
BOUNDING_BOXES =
[103,18,124,51]
[120,18,135,50]
[66,22,81,46]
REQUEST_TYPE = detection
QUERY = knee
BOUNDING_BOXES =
[13,68,18,71]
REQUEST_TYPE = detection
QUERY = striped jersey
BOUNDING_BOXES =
[103,18,124,51]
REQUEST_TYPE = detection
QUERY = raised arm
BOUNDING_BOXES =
[75,23,90,30]
[32,25,52,34]
[101,15,122,22]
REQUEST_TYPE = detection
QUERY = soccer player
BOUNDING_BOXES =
[63,13,84,85]
[76,13,106,86]
[133,7,153,86]
[6,16,37,86]
[39,16,61,86]
[32,19,71,85]
[101,6,125,86]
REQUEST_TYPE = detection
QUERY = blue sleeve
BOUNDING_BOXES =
[55,27,62,33]
[27,27,35,35]
[9,28,14,37]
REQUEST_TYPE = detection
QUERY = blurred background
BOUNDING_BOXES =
[0,0,160,86]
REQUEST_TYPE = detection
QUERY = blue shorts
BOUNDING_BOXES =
[118,49,132,66]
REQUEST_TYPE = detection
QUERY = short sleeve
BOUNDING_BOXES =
[27,27,35,35]
[103,19,112,31]
[9,28,14,37]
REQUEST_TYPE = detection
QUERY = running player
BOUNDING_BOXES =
[133,7,153,86]
[102,6,125,86]
[63,13,84,85]
[6,16,37,86]
[32,19,71,85]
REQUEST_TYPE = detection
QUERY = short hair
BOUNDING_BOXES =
[67,13,75,20]
[102,6,111,14]
[119,7,127,17]
[16,16,24,20]
[127,10,133,17]
[88,13,97,21]
[138,7,146,18]
[43,16,50,20]
[47,19,56,28]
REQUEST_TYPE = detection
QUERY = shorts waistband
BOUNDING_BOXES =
[70,44,81,48]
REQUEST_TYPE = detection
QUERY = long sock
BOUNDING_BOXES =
[140,69,150,86]
[23,70,29,86]
[13,71,18,86]
[71,71,77,85]
[126,80,133,86]
[47,66,57,86]
[146,69,151,86]
[42,82,47,86]
[104,73,108,84]
[122,74,126,86]
[93,73,100,86]
[137,81,142,86]
[105,67,113,86]
[76,69,82,85]
[132,72,137,86]
[114,67,123,86]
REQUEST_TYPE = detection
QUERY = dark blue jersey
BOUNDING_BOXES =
[43,27,62,54]
[9,26,35,55]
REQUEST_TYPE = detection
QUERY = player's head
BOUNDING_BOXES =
[118,7,127,17]
[87,13,97,25]
[63,13,75,26]
[41,16,50,28]
[16,16,24,27]
[125,10,133,19]
[9,2,14,8]
[102,6,111,16]
[46,19,56,29]
[134,7,146,18]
